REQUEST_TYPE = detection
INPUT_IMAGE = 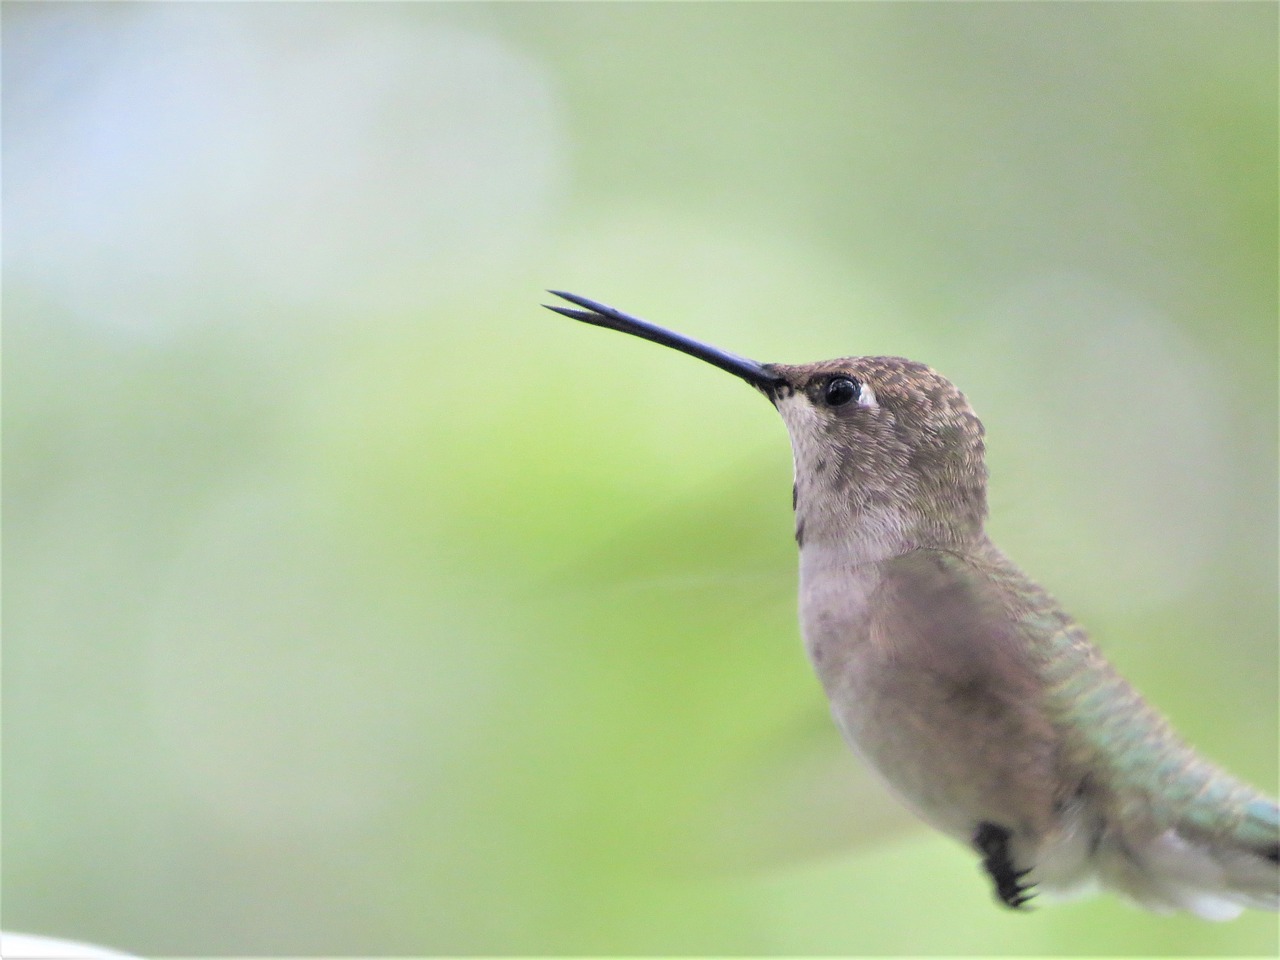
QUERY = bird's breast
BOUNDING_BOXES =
[796,547,1064,845]
[796,550,880,674]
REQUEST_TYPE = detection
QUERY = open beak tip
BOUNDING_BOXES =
[542,289,785,395]
[547,290,614,315]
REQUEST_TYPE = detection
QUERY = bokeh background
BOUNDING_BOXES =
[4,2,1277,955]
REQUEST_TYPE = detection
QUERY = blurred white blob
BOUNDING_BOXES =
[956,270,1230,616]
[0,932,138,959]
[6,5,565,335]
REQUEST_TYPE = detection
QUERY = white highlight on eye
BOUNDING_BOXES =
[857,383,878,409]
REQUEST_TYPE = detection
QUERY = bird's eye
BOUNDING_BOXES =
[823,376,860,407]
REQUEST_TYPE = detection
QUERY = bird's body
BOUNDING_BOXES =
[777,355,1279,919]
[802,536,1278,919]
[545,291,1279,919]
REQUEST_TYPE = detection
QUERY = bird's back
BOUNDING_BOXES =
[968,540,1280,918]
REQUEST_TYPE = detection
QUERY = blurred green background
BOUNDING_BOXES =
[4,2,1276,955]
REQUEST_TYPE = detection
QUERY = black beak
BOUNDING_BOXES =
[544,291,784,396]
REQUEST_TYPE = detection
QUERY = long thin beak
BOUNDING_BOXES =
[544,291,783,394]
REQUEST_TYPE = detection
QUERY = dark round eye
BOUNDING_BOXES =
[823,376,860,407]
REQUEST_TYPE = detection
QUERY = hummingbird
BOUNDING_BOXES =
[543,290,1280,919]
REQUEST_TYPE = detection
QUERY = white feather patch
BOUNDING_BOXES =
[1035,817,1276,920]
